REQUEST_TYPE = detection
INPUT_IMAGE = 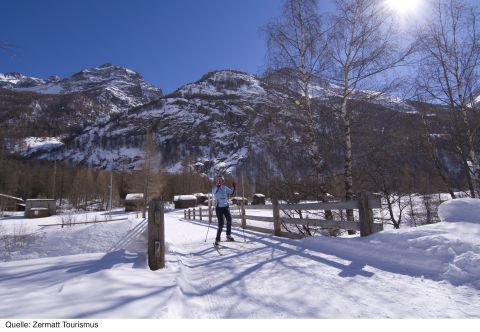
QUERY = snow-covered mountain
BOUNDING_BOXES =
[0,63,163,114]
[34,70,293,173]
[263,68,418,113]
[0,64,164,148]
[2,65,446,176]
[0,72,46,89]
[25,69,433,176]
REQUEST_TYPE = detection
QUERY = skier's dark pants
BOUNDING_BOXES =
[215,206,232,241]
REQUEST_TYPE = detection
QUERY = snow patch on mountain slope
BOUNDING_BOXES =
[13,137,64,157]
[176,70,266,97]
[309,82,417,112]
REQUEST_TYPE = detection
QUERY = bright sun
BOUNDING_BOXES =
[385,0,421,15]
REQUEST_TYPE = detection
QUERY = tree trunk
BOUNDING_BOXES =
[461,155,476,198]
[385,194,399,229]
[341,94,355,234]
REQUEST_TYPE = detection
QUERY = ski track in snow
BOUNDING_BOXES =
[1,206,480,318]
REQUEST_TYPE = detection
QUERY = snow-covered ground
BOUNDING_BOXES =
[0,199,479,318]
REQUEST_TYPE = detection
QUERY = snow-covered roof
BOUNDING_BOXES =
[26,199,55,201]
[174,195,197,201]
[253,193,265,198]
[0,193,24,202]
[125,193,144,201]
[193,193,206,197]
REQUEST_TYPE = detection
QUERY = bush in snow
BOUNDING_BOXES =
[60,212,79,227]
[0,222,29,259]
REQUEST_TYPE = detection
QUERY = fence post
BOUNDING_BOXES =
[193,207,196,220]
[199,207,202,221]
[148,199,165,270]
[272,200,281,236]
[359,192,374,237]
[241,199,246,229]
[184,210,186,219]
[188,209,191,220]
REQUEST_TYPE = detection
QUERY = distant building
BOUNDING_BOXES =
[25,208,49,218]
[125,193,144,212]
[193,193,207,205]
[0,194,25,212]
[25,199,56,218]
[252,193,266,205]
[231,196,248,206]
[203,193,214,206]
[173,195,197,209]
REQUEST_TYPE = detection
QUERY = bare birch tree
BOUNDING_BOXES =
[416,0,480,197]
[327,0,414,222]
[264,0,332,204]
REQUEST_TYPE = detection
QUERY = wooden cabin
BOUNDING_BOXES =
[25,199,56,218]
[252,193,266,205]
[25,208,49,218]
[124,193,144,212]
[231,196,248,206]
[0,194,25,212]
[193,193,207,205]
[174,195,197,209]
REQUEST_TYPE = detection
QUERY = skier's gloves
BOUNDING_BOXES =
[232,181,237,188]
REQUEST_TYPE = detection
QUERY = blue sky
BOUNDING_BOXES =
[2,0,474,94]
[0,0,331,94]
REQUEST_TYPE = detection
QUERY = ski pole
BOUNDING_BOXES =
[242,170,248,243]
[204,218,212,242]
[204,177,214,242]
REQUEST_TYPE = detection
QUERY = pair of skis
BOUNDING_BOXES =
[213,243,237,256]
[213,239,253,256]
[213,243,224,256]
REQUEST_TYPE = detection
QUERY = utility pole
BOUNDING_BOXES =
[109,172,113,218]
[52,160,57,199]
[241,169,247,230]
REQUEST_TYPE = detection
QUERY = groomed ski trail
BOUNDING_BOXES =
[159,209,480,318]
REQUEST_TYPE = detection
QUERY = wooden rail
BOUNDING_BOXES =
[184,192,383,238]
[38,217,128,227]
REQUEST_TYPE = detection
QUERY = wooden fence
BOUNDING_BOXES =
[184,192,383,238]
[38,217,128,227]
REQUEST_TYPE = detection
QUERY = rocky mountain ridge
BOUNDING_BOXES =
[27,70,443,177]
[1,65,448,179]
[0,63,163,139]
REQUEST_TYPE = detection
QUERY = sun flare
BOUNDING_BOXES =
[385,0,421,15]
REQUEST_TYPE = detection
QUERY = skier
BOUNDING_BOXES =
[213,175,236,246]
